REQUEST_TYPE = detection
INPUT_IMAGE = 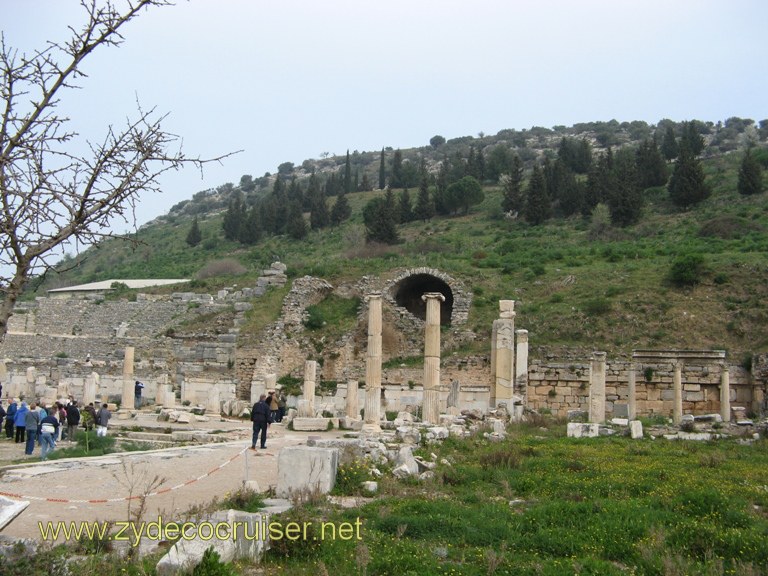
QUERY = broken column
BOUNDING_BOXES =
[515,329,529,410]
[345,380,360,420]
[627,364,637,420]
[589,351,607,424]
[363,293,383,432]
[25,366,36,399]
[83,372,99,406]
[250,377,265,406]
[493,300,516,407]
[121,346,135,410]
[422,292,445,425]
[265,373,277,394]
[297,360,317,417]
[673,361,683,425]
[207,385,221,415]
[720,364,730,423]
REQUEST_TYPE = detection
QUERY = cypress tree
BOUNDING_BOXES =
[378,147,386,189]
[434,158,450,215]
[414,164,435,221]
[222,193,244,241]
[398,188,413,223]
[363,197,399,244]
[309,186,329,230]
[239,205,262,245]
[344,150,352,194]
[359,173,373,192]
[737,149,763,196]
[391,149,404,188]
[661,125,679,160]
[636,138,669,188]
[608,148,643,226]
[186,216,202,247]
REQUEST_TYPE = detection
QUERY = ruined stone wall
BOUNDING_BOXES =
[527,359,755,418]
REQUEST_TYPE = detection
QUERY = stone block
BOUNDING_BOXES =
[291,417,330,431]
[277,446,338,498]
[567,423,599,438]
[629,420,644,439]
[395,426,421,444]
[612,403,629,418]
[610,418,629,426]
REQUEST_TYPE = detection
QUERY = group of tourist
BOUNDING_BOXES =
[0,389,112,459]
[250,389,286,450]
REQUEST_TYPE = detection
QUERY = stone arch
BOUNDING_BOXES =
[385,268,470,326]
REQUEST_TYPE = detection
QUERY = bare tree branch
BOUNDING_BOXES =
[0,0,237,339]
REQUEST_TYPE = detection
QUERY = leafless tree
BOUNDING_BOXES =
[0,0,234,340]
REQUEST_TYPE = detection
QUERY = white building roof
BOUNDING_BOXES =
[48,279,190,293]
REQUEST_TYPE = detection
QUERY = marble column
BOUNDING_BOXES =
[25,366,36,400]
[628,364,637,420]
[121,346,135,410]
[589,351,607,423]
[298,360,317,417]
[265,373,277,393]
[673,362,683,425]
[493,300,516,407]
[720,364,730,423]
[250,377,265,405]
[346,379,360,419]
[515,330,529,403]
[0,360,7,397]
[363,293,383,431]
[422,292,445,425]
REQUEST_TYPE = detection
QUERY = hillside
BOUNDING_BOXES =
[30,118,768,362]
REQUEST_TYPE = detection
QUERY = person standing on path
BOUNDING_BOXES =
[250,394,272,450]
[39,411,59,460]
[95,403,111,437]
[24,402,40,455]
[14,401,28,444]
[5,398,17,439]
[134,380,145,408]
[66,400,80,442]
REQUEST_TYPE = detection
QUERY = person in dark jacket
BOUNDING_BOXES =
[83,402,97,431]
[0,401,6,435]
[24,403,40,455]
[250,394,272,450]
[5,399,17,439]
[14,401,29,443]
[66,400,81,442]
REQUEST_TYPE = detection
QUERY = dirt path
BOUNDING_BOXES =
[0,418,340,542]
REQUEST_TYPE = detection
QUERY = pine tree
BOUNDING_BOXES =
[309,186,329,230]
[286,201,307,240]
[360,173,373,192]
[501,154,524,214]
[524,164,551,225]
[448,175,484,214]
[222,193,244,241]
[398,188,413,223]
[414,164,435,221]
[378,148,386,189]
[737,148,764,196]
[272,178,288,234]
[330,190,352,225]
[608,149,643,226]
[636,138,669,188]
[668,143,709,207]
[186,216,202,247]
[363,197,399,244]
[239,205,262,245]
[681,121,705,156]
[584,149,615,215]
[661,125,679,160]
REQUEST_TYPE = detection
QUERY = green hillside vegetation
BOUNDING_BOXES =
[31,118,768,360]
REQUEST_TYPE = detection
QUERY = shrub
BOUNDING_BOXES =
[195,258,247,279]
[192,547,237,576]
[583,297,611,316]
[644,367,654,382]
[668,253,706,287]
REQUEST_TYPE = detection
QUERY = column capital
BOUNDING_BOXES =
[365,292,382,302]
[592,351,607,361]
[422,292,446,303]
[499,300,516,319]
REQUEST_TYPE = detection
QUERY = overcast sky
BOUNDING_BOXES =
[3,0,766,230]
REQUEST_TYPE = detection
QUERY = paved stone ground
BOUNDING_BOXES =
[0,413,342,543]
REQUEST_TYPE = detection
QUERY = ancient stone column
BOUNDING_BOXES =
[422,292,445,425]
[250,377,265,405]
[493,300,516,407]
[673,362,683,424]
[363,293,383,431]
[589,351,607,424]
[25,366,36,400]
[298,360,317,417]
[0,360,7,397]
[720,364,731,423]
[265,373,277,394]
[121,346,135,410]
[84,372,98,405]
[162,384,176,408]
[628,364,637,420]
[346,379,360,419]
[515,330,529,404]
[207,385,221,415]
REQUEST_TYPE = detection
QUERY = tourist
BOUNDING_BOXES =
[134,380,145,408]
[5,398,17,439]
[83,402,97,431]
[39,410,59,460]
[250,394,272,450]
[0,401,6,437]
[268,391,279,423]
[66,400,81,442]
[56,402,67,442]
[95,403,111,437]
[24,402,40,455]
[14,401,28,443]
